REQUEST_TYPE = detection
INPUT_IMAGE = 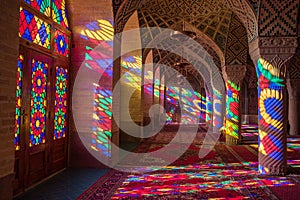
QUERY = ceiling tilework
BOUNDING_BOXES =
[115,0,141,33]
[258,0,298,37]
[137,0,233,53]
[223,0,258,42]
[247,0,260,15]
[225,13,248,65]
[115,0,258,42]
[115,0,258,88]
[113,0,126,17]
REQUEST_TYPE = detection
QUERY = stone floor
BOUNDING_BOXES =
[14,169,108,200]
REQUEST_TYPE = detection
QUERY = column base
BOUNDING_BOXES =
[258,164,286,176]
[225,134,240,145]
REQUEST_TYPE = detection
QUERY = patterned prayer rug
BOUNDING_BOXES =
[215,144,258,163]
[77,169,128,200]
[78,165,300,200]
[118,142,223,167]
[78,133,300,199]
[144,131,207,144]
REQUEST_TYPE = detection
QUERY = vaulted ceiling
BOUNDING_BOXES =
[136,0,250,73]
[115,0,259,87]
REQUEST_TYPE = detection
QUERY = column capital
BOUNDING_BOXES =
[249,37,297,69]
[222,64,247,85]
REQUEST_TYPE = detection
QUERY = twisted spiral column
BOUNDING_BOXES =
[249,36,297,175]
[256,58,287,175]
[223,65,246,145]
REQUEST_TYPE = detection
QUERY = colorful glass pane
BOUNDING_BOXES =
[15,55,24,151]
[23,0,51,17]
[30,59,48,147]
[19,7,51,49]
[52,0,69,29]
[54,67,68,139]
[54,30,69,57]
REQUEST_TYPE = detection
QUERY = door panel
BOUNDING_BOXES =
[14,1,71,195]
[49,63,69,173]
[27,146,46,185]
[13,49,69,194]
[25,51,51,187]
[14,49,27,194]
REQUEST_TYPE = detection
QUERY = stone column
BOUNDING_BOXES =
[223,65,246,145]
[287,79,300,135]
[111,35,121,165]
[199,87,206,123]
[205,87,213,126]
[211,71,226,135]
[212,90,223,133]
[159,75,166,126]
[250,37,297,175]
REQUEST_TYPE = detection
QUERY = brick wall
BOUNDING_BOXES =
[0,0,20,199]
[68,0,114,167]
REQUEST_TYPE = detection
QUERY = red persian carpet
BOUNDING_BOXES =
[77,132,300,200]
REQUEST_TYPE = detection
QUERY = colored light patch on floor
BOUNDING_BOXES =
[250,144,295,153]
[241,124,259,137]
[288,160,300,168]
[241,132,257,137]
[129,162,258,173]
[287,143,300,151]
[112,166,294,199]
[287,138,300,143]
[79,129,300,200]
[250,138,300,171]
[241,124,258,129]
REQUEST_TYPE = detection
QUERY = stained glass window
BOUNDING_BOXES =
[23,0,51,17]
[52,0,69,29]
[30,59,48,147]
[54,67,68,139]
[15,55,24,151]
[19,7,51,49]
[54,29,69,57]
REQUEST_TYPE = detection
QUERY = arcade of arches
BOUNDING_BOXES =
[1,0,300,199]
